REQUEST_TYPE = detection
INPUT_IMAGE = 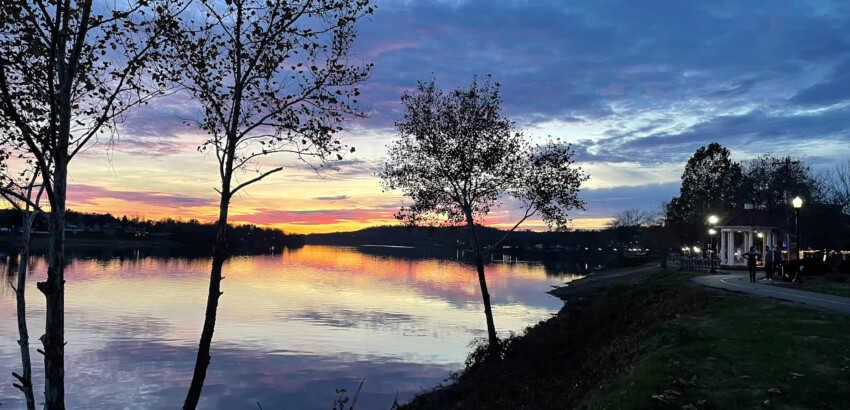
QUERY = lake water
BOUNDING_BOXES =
[0,245,590,409]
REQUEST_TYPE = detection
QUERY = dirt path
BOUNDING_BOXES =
[693,271,850,314]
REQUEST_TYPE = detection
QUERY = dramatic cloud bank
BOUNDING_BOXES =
[59,0,850,232]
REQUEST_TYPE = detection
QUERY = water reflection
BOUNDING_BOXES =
[0,245,585,408]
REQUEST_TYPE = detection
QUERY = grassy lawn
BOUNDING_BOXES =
[797,282,850,298]
[402,268,850,409]
[582,288,850,409]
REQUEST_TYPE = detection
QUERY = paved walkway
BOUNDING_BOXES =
[692,271,850,314]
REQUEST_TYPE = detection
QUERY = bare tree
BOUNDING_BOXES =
[160,1,375,407]
[379,76,588,355]
[607,208,654,229]
[0,150,45,410]
[0,1,174,407]
[826,159,850,215]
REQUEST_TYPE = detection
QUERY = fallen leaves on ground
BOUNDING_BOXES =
[675,377,697,387]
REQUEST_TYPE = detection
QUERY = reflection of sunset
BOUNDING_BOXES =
[2,247,569,361]
[0,246,573,408]
[232,246,571,305]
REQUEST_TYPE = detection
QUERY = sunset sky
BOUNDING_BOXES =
[64,0,850,234]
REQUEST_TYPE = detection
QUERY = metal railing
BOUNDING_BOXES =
[678,258,714,271]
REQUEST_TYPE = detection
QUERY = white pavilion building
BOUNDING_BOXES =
[716,208,785,267]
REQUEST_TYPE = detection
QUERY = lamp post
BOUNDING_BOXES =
[708,215,718,273]
[792,196,803,282]
[793,196,802,268]
[708,228,717,272]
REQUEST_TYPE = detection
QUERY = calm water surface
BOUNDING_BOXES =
[0,245,586,409]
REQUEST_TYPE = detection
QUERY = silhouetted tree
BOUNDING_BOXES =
[0,159,43,410]
[826,159,850,215]
[740,154,821,212]
[607,208,657,256]
[666,143,743,243]
[161,1,374,407]
[607,208,656,229]
[380,76,588,354]
[0,1,174,407]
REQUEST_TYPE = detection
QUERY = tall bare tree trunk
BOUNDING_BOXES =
[464,211,499,355]
[13,215,36,410]
[39,160,67,410]
[184,186,232,410]
[474,251,498,352]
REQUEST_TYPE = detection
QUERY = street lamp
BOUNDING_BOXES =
[708,228,717,272]
[708,215,718,273]
[793,196,803,263]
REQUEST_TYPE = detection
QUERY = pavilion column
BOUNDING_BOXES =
[720,229,727,264]
[728,231,736,265]
[761,234,767,258]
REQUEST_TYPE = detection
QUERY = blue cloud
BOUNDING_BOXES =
[579,182,681,218]
[115,0,850,222]
[358,0,850,133]
[790,59,850,106]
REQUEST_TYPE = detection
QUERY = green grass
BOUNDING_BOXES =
[582,292,850,409]
[631,268,705,299]
[605,255,658,269]
[798,282,850,298]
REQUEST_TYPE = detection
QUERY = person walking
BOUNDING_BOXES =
[773,246,784,280]
[744,246,761,283]
[764,245,774,280]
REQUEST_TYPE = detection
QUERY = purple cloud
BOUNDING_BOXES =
[313,195,350,201]
[352,0,850,172]
[68,184,216,209]
[230,208,397,226]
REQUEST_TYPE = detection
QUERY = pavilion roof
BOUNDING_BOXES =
[719,208,784,228]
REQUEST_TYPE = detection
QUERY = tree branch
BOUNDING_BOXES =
[230,166,283,196]
[483,205,537,255]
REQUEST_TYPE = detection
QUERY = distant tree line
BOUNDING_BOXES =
[0,208,305,253]
[306,224,646,255]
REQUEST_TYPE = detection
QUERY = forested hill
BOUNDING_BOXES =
[0,209,306,253]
